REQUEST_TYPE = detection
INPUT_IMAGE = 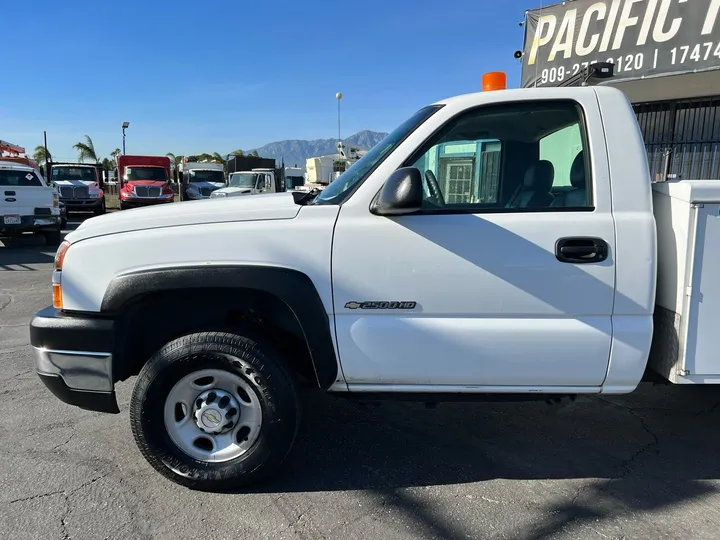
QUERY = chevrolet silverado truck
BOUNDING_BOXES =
[29,83,720,492]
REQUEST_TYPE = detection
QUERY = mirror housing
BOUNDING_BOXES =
[371,167,424,216]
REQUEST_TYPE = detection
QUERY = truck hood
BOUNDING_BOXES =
[188,181,225,189]
[66,192,301,243]
[125,180,168,186]
[213,187,253,196]
[54,180,98,188]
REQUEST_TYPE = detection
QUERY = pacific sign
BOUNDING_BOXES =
[521,0,720,87]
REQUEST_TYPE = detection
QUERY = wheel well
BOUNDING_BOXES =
[113,288,319,386]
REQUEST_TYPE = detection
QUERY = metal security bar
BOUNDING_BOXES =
[633,97,720,181]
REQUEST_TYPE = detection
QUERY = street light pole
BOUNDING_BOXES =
[336,92,342,145]
[121,121,130,154]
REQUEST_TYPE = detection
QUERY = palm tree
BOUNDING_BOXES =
[166,152,184,168]
[229,149,244,157]
[73,135,98,163]
[111,148,121,159]
[33,145,52,166]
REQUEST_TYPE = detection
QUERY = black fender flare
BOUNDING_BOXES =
[101,265,339,388]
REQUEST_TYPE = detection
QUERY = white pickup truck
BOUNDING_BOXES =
[30,84,720,491]
[1,160,63,245]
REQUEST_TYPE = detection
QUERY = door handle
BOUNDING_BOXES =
[555,237,608,264]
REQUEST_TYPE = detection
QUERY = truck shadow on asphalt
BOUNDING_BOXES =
[0,216,85,269]
[239,384,720,538]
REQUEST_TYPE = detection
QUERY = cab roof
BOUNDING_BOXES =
[0,159,34,171]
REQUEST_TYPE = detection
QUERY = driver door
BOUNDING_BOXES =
[331,97,616,390]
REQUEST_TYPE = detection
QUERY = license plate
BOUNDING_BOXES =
[3,215,21,225]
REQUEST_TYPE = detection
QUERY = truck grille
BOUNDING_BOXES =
[59,186,89,199]
[135,186,161,197]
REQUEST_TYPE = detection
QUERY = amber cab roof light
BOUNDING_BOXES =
[482,72,507,92]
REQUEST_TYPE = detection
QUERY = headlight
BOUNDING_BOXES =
[89,189,103,198]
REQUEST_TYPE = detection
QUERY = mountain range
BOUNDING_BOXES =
[245,130,389,168]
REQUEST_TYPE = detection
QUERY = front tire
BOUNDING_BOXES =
[95,199,106,215]
[129,331,301,492]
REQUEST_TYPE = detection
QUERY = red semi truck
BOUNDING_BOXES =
[116,155,174,210]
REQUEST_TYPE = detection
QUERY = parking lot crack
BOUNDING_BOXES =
[8,473,107,507]
[696,400,720,417]
[9,489,64,504]
[618,408,659,477]
[52,432,75,451]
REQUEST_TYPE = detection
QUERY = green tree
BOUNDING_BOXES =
[73,135,99,163]
[212,152,228,173]
[229,149,244,157]
[32,145,52,166]
[250,149,259,157]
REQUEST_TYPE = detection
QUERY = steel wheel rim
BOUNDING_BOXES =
[163,366,263,463]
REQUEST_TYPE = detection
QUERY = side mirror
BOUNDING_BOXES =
[371,167,424,216]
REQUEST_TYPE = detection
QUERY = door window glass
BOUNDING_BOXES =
[407,100,592,212]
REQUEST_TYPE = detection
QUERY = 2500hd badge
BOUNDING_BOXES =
[344,301,417,309]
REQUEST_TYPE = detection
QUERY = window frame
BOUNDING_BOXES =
[396,99,595,216]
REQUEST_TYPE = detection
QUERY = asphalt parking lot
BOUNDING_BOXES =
[2,217,720,540]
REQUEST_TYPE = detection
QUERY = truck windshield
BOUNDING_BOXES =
[0,169,43,186]
[52,167,96,182]
[190,170,225,184]
[125,167,167,181]
[228,173,258,188]
[312,105,443,205]
[286,175,304,188]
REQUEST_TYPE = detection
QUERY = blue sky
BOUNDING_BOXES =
[2,0,531,161]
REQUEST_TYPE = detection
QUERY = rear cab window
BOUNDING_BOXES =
[0,169,44,187]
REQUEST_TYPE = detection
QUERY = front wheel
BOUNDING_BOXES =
[95,199,106,215]
[129,331,301,492]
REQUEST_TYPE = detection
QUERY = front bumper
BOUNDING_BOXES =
[120,195,174,207]
[61,198,104,211]
[30,306,119,414]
